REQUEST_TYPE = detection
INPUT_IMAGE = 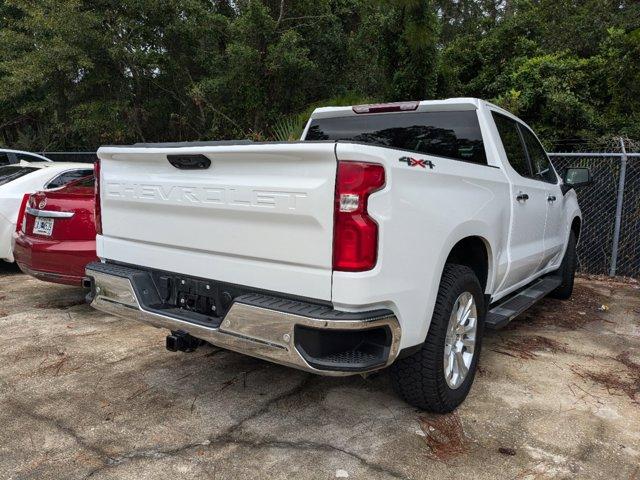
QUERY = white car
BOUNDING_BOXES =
[0,149,52,166]
[86,98,591,412]
[0,162,94,262]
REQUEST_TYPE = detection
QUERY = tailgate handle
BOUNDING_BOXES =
[167,154,211,170]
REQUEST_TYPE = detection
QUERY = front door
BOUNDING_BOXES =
[519,126,565,268]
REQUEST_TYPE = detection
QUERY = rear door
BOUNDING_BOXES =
[492,112,547,291]
[97,143,338,301]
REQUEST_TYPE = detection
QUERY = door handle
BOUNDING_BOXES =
[516,192,529,202]
[547,195,557,202]
[167,154,211,170]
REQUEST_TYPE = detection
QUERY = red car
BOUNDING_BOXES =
[14,175,97,286]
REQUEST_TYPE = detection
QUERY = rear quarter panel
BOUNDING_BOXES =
[1,166,93,261]
[332,143,511,349]
[0,169,50,261]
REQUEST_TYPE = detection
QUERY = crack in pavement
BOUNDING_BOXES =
[82,374,407,479]
[208,436,409,480]
[6,369,409,480]
[4,398,110,461]
[83,374,316,478]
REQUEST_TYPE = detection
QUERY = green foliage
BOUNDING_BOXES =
[0,0,637,150]
[272,115,304,142]
[271,92,374,141]
[493,52,607,144]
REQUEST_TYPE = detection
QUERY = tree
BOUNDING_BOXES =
[0,0,636,149]
[379,0,440,100]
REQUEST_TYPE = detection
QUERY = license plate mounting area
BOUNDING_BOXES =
[157,275,221,318]
[33,217,54,236]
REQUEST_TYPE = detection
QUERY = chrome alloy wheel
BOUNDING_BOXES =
[443,292,478,389]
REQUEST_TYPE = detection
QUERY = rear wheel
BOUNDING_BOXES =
[390,264,485,413]
[549,231,577,300]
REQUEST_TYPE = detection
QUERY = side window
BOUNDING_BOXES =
[0,166,37,185]
[519,127,557,184]
[15,153,44,163]
[46,169,94,189]
[0,153,10,166]
[492,112,530,177]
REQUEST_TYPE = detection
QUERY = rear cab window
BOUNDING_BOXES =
[305,110,487,165]
[69,175,95,188]
[58,174,95,194]
[0,166,38,186]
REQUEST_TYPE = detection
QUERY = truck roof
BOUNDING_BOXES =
[309,97,501,120]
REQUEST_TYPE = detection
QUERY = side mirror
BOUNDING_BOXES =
[562,167,592,193]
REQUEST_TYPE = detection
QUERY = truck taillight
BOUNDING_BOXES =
[94,160,102,235]
[333,161,385,272]
[15,193,30,233]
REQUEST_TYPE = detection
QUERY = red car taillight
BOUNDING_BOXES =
[94,160,102,235]
[15,193,30,233]
[333,161,385,272]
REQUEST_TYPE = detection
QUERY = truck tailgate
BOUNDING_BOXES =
[97,143,337,301]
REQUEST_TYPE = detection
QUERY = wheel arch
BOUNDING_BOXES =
[571,216,581,243]
[444,235,493,294]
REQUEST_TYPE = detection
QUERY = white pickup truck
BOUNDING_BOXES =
[86,98,591,412]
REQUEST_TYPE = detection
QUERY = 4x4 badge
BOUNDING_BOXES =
[399,157,434,169]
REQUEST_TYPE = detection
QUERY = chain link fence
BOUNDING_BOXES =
[617,154,640,278]
[42,146,640,279]
[550,146,639,278]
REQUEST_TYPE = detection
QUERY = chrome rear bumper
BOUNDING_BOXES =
[86,264,401,376]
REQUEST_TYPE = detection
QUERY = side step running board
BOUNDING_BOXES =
[485,276,562,329]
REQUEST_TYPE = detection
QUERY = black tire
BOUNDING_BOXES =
[390,264,485,413]
[549,231,577,300]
